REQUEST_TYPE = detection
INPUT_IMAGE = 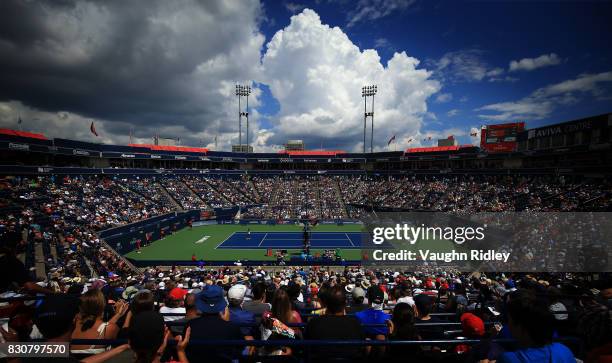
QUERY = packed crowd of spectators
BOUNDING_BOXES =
[1,253,611,362]
[159,178,207,210]
[181,176,230,209]
[338,175,612,217]
[1,174,610,285]
[7,174,601,221]
[126,177,176,214]
[205,178,254,208]
[1,174,612,362]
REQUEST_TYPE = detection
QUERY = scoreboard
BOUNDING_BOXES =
[480,122,525,152]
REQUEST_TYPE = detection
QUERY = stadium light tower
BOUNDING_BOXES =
[235,84,252,153]
[362,85,377,153]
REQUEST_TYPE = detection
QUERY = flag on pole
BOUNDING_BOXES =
[387,134,396,146]
[90,121,98,137]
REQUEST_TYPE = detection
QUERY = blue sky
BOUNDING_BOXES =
[0,0,610,151]
[256,0,612,143]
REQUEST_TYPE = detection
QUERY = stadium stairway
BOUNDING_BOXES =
[33,237,46,280]
[224,178,257,204]
[83,258,98,278]
[333,178,349,219]
[314,179,323,217]
[202,178,232,205]
[156,182,183,210]
[248,178,261,202]
[268,177,284,209]
[178,178,208,208]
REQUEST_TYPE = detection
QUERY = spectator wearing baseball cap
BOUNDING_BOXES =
[355,287,389,359]
[187,285,243,362]
[355,285,391,338]
[346,286,368,314]
[453,312,486,355]
[160,287,187,322]
[461,312,485,338]
[169,293,200,336]
[457,312,504,362]
[227,284,256,339]
[25,295,81,363]
[34,294,80,341]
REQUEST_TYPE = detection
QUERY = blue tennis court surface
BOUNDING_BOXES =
[217,232,363,249]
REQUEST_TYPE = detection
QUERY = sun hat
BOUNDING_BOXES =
[195,285,227,314]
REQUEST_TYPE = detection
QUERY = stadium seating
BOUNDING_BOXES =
[1,173,611,362]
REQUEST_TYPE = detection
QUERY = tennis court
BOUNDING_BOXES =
[216,231,363,249]
[125,223,366,262]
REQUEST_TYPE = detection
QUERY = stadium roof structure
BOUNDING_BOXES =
[0,128,47,140]
[278,150,346,156]
[405,145,476,154]
[128,143,209,154]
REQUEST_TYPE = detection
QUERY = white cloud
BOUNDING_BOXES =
[469,126,480,145]
[374,37,392,50]
[284,2,306,14]
[509,53,561,72]
[489,76,519,83]
[435,93,453,103]
[477,71,612,121]
[431,49,508,83]
[0,0,266,152]
[486,67,504,77]
[347,0,416,27]
[261,9,440,151]
[446,109,460,117]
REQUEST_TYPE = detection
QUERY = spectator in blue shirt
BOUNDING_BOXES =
[355,285,391,338]
[227,284,256,339]
[498,291,575,363]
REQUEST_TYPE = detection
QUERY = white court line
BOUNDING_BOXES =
[219,244,360,249]
[216,231,360,249]
[215,232,236,249]
[216,247,349,250]
[263,238,348,241]
[258,233,268,247]
[345,233,355,247]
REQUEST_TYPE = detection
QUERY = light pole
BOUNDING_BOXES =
[235,84,251,153]
[361,85,377,153]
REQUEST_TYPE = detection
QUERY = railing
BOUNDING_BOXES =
[69,337,580,347]
[65,337,583,363]
[1,296,583,361]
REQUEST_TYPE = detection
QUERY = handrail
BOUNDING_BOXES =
[69,337,581,347]
[162,321,497,328]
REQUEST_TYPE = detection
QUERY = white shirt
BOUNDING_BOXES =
[159,306,186,322]
[397,296,415,307]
